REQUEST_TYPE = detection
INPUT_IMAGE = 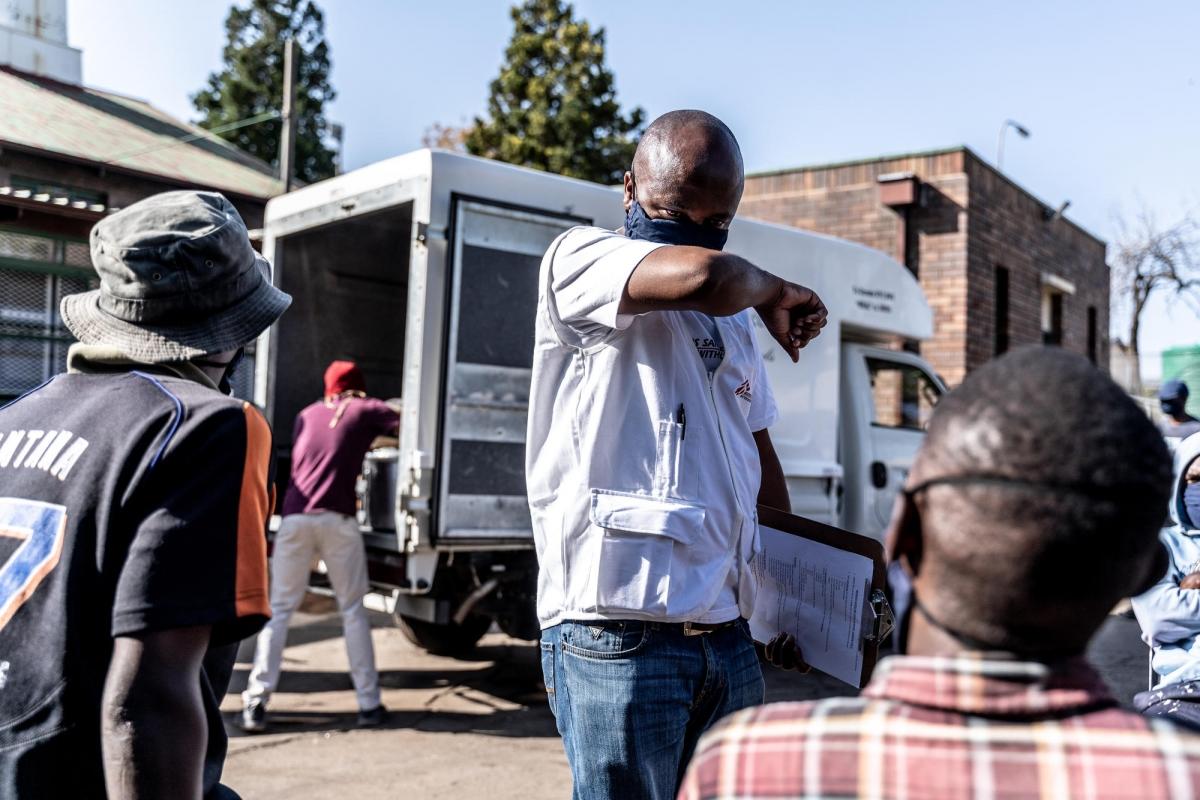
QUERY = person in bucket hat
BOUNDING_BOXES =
[60,189,291,367]
[0,190,289,799]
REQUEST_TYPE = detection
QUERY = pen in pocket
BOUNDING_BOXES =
[676,403,687,440]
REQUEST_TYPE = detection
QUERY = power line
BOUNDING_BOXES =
[103,110,282,165]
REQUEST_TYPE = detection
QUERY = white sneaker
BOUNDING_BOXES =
[241,699,267,733]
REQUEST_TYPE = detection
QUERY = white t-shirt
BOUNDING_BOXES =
[526,226,779,628]
[687,313,725,375]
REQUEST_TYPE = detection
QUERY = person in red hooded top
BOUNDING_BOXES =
[241,361,399,732]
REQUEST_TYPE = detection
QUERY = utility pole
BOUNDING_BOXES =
[330,122,345,175]
[279,38,299,191]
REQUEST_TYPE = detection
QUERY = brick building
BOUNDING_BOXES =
[0,6,281,400]
[741,147,1108,386]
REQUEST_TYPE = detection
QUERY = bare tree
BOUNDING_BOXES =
[1111,206,1199,392]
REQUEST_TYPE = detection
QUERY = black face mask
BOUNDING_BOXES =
[624,198,729,251]
[1163,398,1187,418]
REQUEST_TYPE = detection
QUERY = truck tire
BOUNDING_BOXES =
[394,613,491,656]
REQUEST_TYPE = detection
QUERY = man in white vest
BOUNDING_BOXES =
[526,110,827,800]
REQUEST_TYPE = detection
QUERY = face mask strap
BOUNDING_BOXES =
[905,473,1148,503]
[899,474,1104,660]
[908,590,1006,652]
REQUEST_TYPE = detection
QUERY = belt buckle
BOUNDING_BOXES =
[682,622,707,637]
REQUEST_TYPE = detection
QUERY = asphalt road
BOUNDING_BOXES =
[218,599,1151,799]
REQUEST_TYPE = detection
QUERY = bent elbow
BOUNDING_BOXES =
[690,253,747,315]
[100,693,136,747]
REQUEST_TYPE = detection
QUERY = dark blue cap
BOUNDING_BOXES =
[1160,379,1190,401]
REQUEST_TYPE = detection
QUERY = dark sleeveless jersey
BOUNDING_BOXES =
[0,369,273,799]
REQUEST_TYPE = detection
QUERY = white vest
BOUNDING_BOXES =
[526,227,778,628]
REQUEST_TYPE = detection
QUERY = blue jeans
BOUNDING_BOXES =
[540,619,765,800]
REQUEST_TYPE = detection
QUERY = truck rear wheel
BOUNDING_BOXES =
[394,613,491,656]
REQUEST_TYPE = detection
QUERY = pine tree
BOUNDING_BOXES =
[465,0,644,184]
[192,0,336,185]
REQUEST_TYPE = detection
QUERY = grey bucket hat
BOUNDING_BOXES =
[60,190,292,363]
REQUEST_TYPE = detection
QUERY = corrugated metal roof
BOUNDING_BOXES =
[0,184,110,214]
[0,67,283,199]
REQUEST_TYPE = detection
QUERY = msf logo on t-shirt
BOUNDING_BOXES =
[0,430,89,482]
[734,379,753,405]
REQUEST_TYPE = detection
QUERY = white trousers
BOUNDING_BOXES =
[244,511,381,711]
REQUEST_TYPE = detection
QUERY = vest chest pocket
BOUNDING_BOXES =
[653,419,699,499]
[589,489,706,616]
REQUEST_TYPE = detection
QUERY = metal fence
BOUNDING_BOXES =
[0,229,97,399]
[1,227,259,403]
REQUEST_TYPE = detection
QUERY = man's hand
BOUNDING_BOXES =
[755,282,828,363]
[1180,572,1200,590]
[760,632,812,673]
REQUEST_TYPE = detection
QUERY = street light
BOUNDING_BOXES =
[996,119,1031,172]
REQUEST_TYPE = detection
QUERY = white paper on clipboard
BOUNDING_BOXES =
[749,524,875,687]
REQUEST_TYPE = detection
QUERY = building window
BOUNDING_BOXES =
[1040,273,1075,348]
[1087,306,1098,363]
[994,266,1010,355]
[1042,288,1064,346]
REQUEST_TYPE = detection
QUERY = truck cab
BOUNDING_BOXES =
[256,149,945,655]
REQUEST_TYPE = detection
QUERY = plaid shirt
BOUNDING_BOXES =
[679,654,1200,800]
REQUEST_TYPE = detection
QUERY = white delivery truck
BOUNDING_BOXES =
[256,149,946,655]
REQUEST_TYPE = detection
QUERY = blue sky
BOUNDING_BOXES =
[67,0,1199,378]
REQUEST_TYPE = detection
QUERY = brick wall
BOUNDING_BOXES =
[741,147,1108,385]
[962,152,1108,373]
[741,149,973,385]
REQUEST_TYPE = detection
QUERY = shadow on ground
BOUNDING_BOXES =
[226,704,556,741]
[226,612,552,740]
[225,609,1150,744]
[226,609,862,743]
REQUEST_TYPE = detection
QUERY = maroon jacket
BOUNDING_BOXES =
[280,395,399,517]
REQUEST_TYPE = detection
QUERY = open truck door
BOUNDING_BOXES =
[390,197,584,653]
[436,199,582,543]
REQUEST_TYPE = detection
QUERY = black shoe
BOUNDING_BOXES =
[357,704,388,728]
[241,700,267,733]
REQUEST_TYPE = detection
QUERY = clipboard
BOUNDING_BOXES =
[752,505,894,688]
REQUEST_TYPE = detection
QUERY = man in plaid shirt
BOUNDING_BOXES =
[680,347,1200,800]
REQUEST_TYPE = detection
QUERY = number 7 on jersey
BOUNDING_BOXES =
[0,498,67,631]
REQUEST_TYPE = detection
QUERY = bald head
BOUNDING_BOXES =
[623,110,744,230]
[895,347,1171,656]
